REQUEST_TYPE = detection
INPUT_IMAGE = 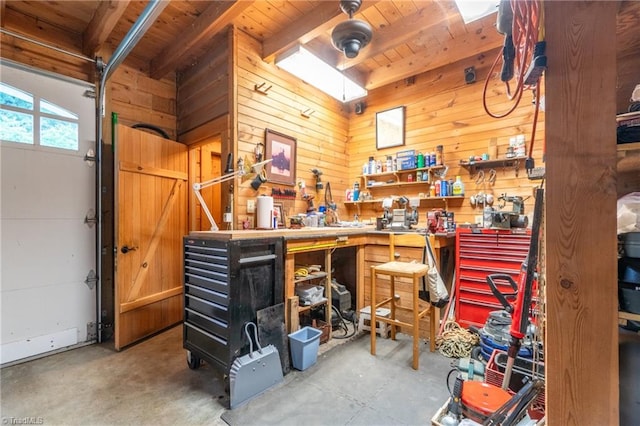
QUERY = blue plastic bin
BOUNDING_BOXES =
[288,326,322,371]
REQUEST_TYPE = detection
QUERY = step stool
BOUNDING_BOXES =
[359,306,391,338]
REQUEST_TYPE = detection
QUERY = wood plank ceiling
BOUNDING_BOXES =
[1,0,639,94]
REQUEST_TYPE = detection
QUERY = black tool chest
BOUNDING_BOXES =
[182,235,284,374]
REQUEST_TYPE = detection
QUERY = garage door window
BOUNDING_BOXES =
[0,82,79,151]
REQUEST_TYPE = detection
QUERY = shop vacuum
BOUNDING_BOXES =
[470,310,539,362]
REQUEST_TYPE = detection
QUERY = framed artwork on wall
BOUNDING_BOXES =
[265,128,297,186]
[376,106,405,150]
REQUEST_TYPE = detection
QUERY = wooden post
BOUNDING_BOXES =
[544,1,618,424]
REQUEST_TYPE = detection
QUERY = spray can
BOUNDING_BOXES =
[441,180,448,196]
[353,182,360,201]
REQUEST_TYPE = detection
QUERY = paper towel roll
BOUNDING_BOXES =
[256,195,274,229]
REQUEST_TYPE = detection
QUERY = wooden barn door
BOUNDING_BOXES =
[115,124,187,349]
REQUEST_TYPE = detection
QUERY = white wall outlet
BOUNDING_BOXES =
[247,199,255,213]
[223,212,233,223]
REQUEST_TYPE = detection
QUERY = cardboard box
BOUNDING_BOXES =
[396,149,416,170]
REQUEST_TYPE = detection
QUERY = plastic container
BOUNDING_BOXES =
[452,176,465,196]
[288,326,322,370]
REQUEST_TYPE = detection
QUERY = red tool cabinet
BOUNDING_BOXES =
[455,227,531,328]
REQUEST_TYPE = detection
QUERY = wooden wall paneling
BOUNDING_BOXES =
[544,2,618,424]
[0,33,92,82]
[111,65,177,140]
[176,32,230,135]
[347,47,543,227]
[235,29,350,227]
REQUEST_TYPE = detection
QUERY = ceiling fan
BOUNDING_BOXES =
[331,0,373,59]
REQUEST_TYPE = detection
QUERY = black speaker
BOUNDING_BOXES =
[464,66,476,84]
[354,101,365,115]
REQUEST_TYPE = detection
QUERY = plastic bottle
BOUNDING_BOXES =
[368,156,376,174]
[353,182,360,201]
[429,183,436,197]
[452,176,465,196]
[417,152,425,168]
[386,155,393,172]
[434,179,441,196]
[440,179,448,196]
[376,160,382,174]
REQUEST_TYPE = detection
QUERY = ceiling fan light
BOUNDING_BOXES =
[331,19,373,59]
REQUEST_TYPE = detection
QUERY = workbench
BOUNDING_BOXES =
[188,227,455,335]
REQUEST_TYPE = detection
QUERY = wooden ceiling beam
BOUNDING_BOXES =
[365,23,504,90]
[262,0,381,64]
[338,2,456,71]
[150,0,254,79]
[0,1,6,25]
[83,0,130,57]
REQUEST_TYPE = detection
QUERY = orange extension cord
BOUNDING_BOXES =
[483,0,545,158]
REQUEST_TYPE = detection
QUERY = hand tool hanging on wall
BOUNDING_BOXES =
[324,182,340,225]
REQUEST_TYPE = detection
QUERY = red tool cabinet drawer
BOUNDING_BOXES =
[455,228,531,328]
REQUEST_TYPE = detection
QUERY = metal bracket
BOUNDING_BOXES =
[84,269,98,289]
[85,208,97,228]
[86,322,97,341]
[84,148,96,166]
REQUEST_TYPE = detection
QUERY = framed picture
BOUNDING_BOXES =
[265,128,297,186]
[376,106,405,150]
[273,202,285,227]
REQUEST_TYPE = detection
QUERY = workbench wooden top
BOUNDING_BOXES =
[188,225,375,241]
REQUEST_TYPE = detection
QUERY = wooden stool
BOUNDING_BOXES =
[358,306,391,338]
[370,233,437,370]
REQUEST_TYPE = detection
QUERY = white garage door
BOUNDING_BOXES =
[0,61,96,364]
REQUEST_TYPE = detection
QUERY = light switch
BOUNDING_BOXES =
[247,199,255,213]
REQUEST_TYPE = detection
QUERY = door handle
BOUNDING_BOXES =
[121,245,138,254]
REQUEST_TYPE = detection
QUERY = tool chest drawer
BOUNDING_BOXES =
[455,228,531,328]
[183,236,284,374]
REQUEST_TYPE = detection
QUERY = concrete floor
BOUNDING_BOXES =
[1,325,452,426]
[3,325,638,425]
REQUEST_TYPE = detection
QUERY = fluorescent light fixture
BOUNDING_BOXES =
[454,0,498,24]
[275,46,367,103]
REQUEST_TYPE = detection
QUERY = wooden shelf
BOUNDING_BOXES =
[459,156,527,177]
[345,196,463,205]
[358,165,446,180]
[298,298,328,312]
[294,271,327,284]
